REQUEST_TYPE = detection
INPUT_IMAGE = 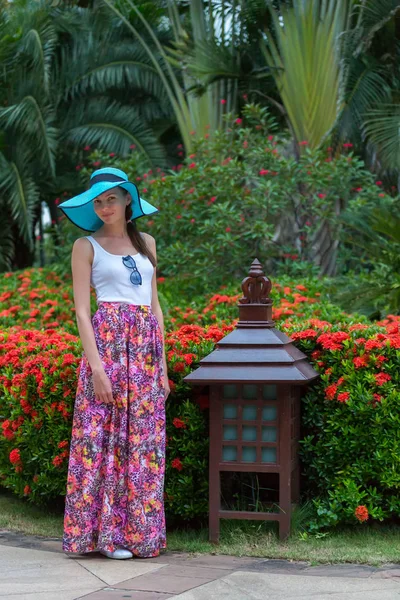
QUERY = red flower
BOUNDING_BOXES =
[188,162,196,169]
[375,181,382,186]
[173,417,186,429]
[325,384,338,400]
[353,355,369,368]
[259,169,270,175]
[317,193,326,199]
[220,99,226,105]
[171,458,183,471]
[52,455,64,467]
[355,505,369,522]
[374,372,391,386]
[343,143,353,148]
[318,331,350,351]
[24,485,31,495]
[337,392,350,403]
[299,141,308,146]
[9,448,21,464]
[174,362,185,372]
[235,118,242,125]
[291,329,318,340]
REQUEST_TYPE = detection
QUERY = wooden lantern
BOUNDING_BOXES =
[183,259,319,541]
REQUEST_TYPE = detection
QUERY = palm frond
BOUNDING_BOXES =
[0,86,58,177]
[261,0,352,149]
[62,97,166,166]
[363,104,400,171]
[356,0,400,53]
[0,151,39,248]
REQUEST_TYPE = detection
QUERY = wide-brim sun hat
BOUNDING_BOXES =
[58,167,159,232]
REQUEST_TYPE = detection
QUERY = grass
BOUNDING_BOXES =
[1,491,400,566]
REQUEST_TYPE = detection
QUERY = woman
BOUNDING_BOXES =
[59,167,170,560]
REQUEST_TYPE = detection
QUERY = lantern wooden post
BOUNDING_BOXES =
[183,259,319,542]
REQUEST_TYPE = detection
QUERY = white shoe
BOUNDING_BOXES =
[100,548,133,560]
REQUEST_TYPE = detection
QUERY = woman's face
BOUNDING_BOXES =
[93,187,130,223]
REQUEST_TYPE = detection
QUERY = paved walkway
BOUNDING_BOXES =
[1,530,400,599]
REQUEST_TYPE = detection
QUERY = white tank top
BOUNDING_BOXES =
[85,236,154,306]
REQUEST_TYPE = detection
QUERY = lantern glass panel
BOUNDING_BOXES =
[261,447,277,463]
[261,426,277,442]
[242,405,257,420]
[223,384,238,398]
[223,404,237,419]
[263,385,277,400]
[262,405,277,421]
[222,446,237,461]
[242,447,257,462]
[243,384,257,399]
[242,425,257,441]
[223,425,238,440]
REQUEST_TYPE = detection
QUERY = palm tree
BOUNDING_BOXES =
[337,200,400,316]
[0,0,171,270]
[100,0,284,151]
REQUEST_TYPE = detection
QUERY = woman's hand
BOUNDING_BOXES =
[163,378,171,400]
[92,367,114,404]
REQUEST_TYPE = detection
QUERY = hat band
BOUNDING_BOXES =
[90,174,126,187]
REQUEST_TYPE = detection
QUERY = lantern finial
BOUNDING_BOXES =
[237,259,274,327]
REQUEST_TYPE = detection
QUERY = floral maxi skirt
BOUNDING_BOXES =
[63,302,167,558]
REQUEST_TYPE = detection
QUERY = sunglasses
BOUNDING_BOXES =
[122,255,142,285]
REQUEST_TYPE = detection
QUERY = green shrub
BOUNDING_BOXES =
[46,105,392,295]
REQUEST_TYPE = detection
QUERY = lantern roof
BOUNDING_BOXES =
[183,259,319,385]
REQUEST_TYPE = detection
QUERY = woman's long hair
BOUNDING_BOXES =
[124,189,157,268]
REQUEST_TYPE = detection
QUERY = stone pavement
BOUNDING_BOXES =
[1,530,400,600]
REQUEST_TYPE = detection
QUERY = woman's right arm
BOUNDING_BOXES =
[71,238,113,404]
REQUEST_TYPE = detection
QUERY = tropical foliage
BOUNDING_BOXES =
[0,0,170,271]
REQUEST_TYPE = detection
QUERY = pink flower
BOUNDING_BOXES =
[235,118,243,125]
[376,181,383,186]
[220,99,226,105]
[109,152,115,157]
[225,227,231,232]
[130,144,136,149]
[176,215,182,219]
[317,193,326,199]
[259,169,269,175]
[299,141,308,146]
[84,145,91,151]
[188,162,196,169]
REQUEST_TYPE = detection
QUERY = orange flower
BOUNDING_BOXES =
[355,505,369,522]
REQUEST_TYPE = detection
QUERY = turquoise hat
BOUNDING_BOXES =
[58,167,159,232]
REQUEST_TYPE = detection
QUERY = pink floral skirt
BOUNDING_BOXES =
[63,302,166,558]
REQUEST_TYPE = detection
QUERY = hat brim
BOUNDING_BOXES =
[58,181,159,232]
